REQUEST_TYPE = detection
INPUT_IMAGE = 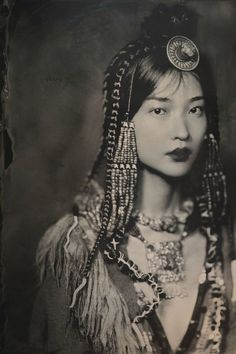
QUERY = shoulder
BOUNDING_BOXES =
[36,179,104,284]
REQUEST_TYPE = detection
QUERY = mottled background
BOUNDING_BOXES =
[2,0,236,353]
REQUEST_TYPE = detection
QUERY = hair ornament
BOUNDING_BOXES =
[166,35,200,71]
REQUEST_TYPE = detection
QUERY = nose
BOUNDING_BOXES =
[171,115,190,141]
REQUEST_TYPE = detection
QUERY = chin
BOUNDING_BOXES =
[145,161,194,179]
[162,162,195,178]
[163,169,191,178]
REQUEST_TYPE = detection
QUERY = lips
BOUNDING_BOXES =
[166,147,192,162]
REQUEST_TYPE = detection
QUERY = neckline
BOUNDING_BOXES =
[120,228,208,352]
[147,281,208,354]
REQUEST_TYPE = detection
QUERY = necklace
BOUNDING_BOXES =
[135,230,188,298]
[133,198,194,233]
[131,199,194,298]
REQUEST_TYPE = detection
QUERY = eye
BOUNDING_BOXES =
[151,107,166,116]
[189,106,205,116]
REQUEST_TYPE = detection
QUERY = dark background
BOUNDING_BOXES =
[2,0,236,353]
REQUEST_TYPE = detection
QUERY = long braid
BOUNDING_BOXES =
[81,41,147,277]
[195,128,227,278]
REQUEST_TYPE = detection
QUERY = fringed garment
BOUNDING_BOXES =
[30,180,232,354]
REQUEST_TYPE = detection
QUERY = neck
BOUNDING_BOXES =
[136,167,185,218]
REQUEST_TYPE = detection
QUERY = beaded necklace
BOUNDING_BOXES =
[133,198,194,233]
[131,199,194,298]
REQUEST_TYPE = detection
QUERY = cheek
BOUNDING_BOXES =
[135,130,152,159]
[134,123,166,167]
[190,119,207,147]
[134,122,163,154]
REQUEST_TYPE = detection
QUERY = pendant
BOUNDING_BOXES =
[145,240,185,281]
[145,240,188,298]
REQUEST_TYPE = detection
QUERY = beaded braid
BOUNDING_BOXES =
[80,42,142,188]
[80,41,149,278]
[195,130,227,280]
[103,107,138,258]
[197,134,226,228]
[193,128,228,354]
[101,44,156,265]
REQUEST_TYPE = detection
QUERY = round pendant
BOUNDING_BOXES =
[166,35,200,71]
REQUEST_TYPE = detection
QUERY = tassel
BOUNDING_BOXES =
[76,253,138,354]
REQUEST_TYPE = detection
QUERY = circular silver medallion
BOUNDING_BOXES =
[166,36,200,71]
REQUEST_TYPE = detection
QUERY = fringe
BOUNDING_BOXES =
[76,252,138,354]
[36,210,140,354]
[36,213,76,283]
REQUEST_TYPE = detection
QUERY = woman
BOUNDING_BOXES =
[30,3,236,354]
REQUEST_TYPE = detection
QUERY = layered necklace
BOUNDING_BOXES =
[131,199,194,299]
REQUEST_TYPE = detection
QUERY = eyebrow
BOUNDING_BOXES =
[190,96,205,102]
[145,95,205,102]
[146,96,170,102]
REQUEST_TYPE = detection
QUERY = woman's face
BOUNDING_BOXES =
[132,71,207,178]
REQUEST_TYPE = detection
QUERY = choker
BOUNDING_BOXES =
[133,198,194,233]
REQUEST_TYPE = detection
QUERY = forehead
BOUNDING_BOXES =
[151,71,203,99]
